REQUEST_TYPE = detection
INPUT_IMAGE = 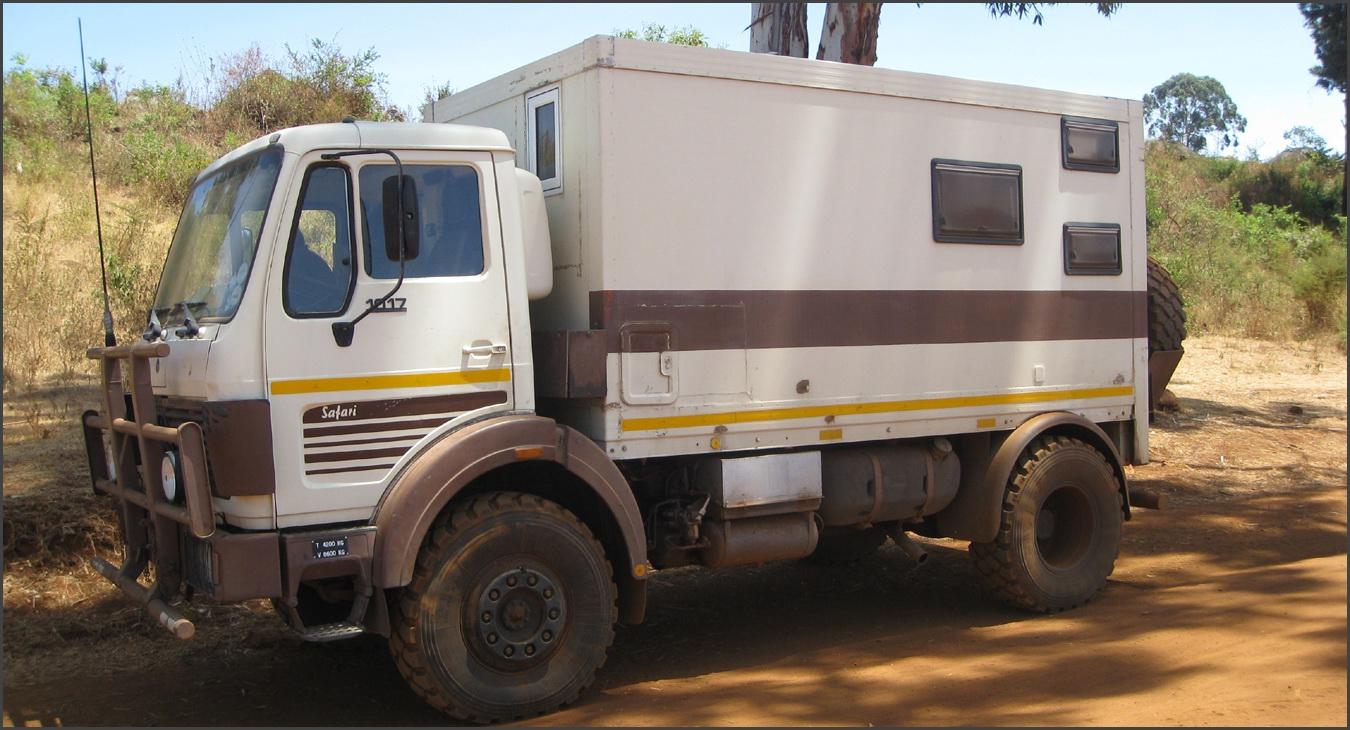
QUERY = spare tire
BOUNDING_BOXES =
[1146,257,1186,353]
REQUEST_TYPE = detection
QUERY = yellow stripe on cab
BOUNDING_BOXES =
[270,368,512,396]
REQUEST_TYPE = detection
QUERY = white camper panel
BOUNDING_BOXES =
[431,37,1149,464]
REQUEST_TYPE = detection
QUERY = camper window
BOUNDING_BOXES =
[1063,223,1122,275]
[527,87,561,193]
[931,160,1024,245]
[1061,117,1119,173]
[283,164,355,318]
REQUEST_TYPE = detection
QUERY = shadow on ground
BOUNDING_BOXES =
[4,477,1345,726]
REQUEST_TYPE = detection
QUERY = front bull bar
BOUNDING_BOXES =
[82,340,215,639]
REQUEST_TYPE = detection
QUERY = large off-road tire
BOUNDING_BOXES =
[389,492,616,723]
[1147,257,1187,354]
[969,436,1122,613]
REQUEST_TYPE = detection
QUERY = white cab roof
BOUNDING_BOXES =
[198,122,512,181]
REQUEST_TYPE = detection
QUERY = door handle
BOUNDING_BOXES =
[463,343,508,355]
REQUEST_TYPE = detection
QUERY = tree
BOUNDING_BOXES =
[1299,3,1346,94]
[817,3,883,64]
[1283,125,1336,159]
[748,3,808,58]
[1142,73,1247,153]
[750,2,1121,67]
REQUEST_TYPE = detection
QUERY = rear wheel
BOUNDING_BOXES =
[389,492,616,723]
[969,436,1122,613]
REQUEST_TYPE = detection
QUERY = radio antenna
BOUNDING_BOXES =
[79,18,115,347]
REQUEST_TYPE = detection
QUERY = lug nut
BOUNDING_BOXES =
[506,576,518,587]
[543,588,553,599]
[542,630,553,642]
[548,608,559,620]
[504,646,515,657]
[481,611,492,623]
[487,633,498,644]
[525,644,535,656]
[488,589,499,600]
[527,575,538,586]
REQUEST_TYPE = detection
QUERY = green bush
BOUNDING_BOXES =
[1147,140,1347,341]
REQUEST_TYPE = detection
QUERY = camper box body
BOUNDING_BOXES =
[428,36,1150,465]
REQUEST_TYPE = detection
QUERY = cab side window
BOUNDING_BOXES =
[284,165,355,317]
[360,164,485,279]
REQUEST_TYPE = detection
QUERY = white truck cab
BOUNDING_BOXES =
[80,37,1182,723]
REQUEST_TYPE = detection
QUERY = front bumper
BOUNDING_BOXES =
[83,342,382,640]
[82,342,296,638]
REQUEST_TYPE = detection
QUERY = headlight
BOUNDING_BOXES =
[161,451,181,502]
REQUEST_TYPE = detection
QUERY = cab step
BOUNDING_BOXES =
[300,621,366,642]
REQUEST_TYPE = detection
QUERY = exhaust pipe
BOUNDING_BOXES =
[890,529,929,565]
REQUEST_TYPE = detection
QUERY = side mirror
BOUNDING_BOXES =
[382,175,420,263]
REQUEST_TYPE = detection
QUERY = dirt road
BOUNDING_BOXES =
[4,336,1346,726]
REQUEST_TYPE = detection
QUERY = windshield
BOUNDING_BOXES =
[153,147,284,323]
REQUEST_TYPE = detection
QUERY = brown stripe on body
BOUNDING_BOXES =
[590,290,1146,352]
[303,416,448,438]
[304,445,410,465]
[306,462,397,477]
[302,391,507,424]
[305,433,427,449]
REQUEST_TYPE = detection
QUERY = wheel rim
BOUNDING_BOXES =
[468,564,567,672]
[1034,484,1095,570]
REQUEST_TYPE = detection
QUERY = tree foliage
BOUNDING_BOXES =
[212,38,399,135]
[1143,73,1248,153]
[983,2,1120,25]
[1299,3,1346,94]
[615,23,710,47]
[3,38,400,207]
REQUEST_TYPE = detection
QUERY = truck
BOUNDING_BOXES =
[79,36,1185,722]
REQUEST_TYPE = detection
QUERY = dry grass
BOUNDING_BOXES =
[2,177,178,390]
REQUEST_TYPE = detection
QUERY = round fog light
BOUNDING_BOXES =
[161,451,181,502]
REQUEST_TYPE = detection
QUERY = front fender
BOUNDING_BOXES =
[369,414,647,589]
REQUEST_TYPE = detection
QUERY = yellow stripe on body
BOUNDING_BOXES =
[621,386,1133,433]
[270,368,512,396]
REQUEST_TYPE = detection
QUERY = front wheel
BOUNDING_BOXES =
[390,492,616,723]
[969,435,1122,613]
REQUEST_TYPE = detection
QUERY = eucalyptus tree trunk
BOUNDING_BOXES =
[816,2,884,66]
[749,3,809,58]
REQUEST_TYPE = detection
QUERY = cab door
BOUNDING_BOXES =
[264,150,514,527]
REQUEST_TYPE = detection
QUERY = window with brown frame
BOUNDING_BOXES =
[1061,116,1120,173]
[931,159,1024,245]
[1063,223,1122,275]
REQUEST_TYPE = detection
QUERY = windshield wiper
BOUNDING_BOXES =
[142,309,163,341]
[172,300,205,338]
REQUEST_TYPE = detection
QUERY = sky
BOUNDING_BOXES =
[3,3,1344,159]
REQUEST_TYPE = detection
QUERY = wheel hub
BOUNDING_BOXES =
[474,566,565,669]
[1036,485,1094,570]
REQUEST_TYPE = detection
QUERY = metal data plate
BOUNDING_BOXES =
[312,536,349,560]
[703,451,823,509]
